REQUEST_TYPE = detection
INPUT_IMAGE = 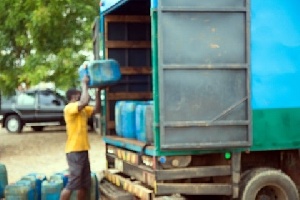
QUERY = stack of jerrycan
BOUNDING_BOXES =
[78,59,121,88]
[48,171,69,200]
[121,101,139,139]
[27,173,47,200]
[15,179,35,200]
[50,170,99,200]
[89,172,99,200]
[135,101,154,143]
[50,170,69,188]
[5,182,30,200]
[41,176,63,200]
[69,172,99,200]
[0,163,8,199]
[115,100,154,142]
[115,101,142,139]
[21,174,44,200]
[145,104,154,143]
[5,174,37,200]
[115,101,126,137]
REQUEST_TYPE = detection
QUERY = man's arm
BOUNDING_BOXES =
[94,88,101,114]
[78,75,90,111]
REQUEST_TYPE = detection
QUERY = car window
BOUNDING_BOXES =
[39,92,64,106]
[17,92,35,106]
[54,92,67,104]
[1,95,15,104]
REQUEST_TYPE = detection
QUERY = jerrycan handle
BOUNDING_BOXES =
[82,62,91,86]
[85,67,89,76]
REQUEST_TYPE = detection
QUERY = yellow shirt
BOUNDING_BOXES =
[64,102,94,153]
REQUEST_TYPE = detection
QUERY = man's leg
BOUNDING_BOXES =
[60,188,72,200]
[77,152,91,200]
[77,188,88,200]
[60,153,73,200]
[64,152,83,200]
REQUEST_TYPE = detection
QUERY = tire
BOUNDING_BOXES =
[5,115,23,133]
[31,126,44,132]
[239,168,299,200]
[240,169,251,180]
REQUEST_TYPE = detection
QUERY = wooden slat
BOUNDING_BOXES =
[99,180,134,200]
[106,137,155,151]
[155,166,231,181]
[106,41,151,48]
[105,15,151,23]
[156,183,232,196]
[107,145,155,169]
[104,170,153,200]
[108,92,152,100]
[108,121,115,129]
[107,148,139,165]
[120,67,152,75]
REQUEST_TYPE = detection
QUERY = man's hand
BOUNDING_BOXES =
[82,75,90,84]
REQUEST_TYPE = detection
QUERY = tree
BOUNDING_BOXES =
[0,0,98,95]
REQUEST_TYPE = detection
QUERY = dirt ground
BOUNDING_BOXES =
[0,125,106,184]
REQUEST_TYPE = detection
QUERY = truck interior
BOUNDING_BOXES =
[99,0,251,154]
[100,0,152,137]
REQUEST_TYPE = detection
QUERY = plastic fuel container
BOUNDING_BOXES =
[78,59,121,87]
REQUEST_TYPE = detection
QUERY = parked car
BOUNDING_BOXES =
[0,89,94,133]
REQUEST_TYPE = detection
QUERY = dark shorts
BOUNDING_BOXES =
[65,151,91,190]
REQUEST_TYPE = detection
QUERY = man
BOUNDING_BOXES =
[60,75,99,200]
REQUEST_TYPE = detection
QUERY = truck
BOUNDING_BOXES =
[93,0,300,199]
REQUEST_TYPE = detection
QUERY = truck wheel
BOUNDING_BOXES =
[239,168,299,200]
[5,115,23,133]
[31,126,44,132]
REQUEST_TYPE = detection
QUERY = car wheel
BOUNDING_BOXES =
[31,126,44,132]
[5,115,23,133]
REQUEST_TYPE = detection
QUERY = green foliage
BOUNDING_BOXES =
[0,0,98,95]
